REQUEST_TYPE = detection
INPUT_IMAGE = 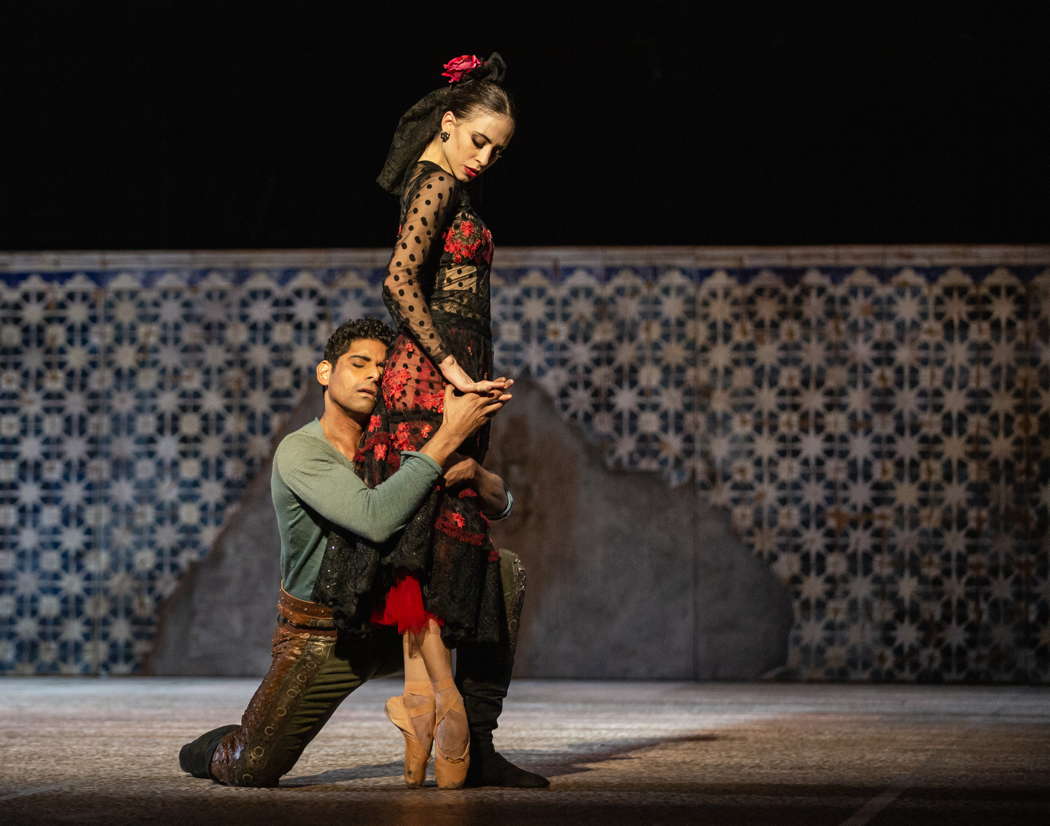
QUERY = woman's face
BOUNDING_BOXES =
[442,109,514,183]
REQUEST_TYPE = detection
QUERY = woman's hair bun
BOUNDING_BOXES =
[471,52,507,85]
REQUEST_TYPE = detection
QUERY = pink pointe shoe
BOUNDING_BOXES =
[433,676,470,789]
[385,693,435,787]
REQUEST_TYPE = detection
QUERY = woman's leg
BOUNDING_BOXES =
[386,630,437,787]
[415,619,469,761]
[401,631,435,741]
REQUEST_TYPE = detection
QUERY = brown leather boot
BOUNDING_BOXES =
[179,725,240,780]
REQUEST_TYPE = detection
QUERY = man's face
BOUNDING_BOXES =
[317,338,388,420]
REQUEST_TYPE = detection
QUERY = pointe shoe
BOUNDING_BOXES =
[385,695,435,787]
[433,683,470,789]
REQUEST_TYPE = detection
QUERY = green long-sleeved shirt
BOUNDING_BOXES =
[271,417,442,600]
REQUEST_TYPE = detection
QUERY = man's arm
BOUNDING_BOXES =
[476,464,513,519]
[444,455,514,519]
[275,440,439,543]
[277,384,512,543]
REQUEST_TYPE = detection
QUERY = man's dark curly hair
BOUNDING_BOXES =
[323,317,396,369]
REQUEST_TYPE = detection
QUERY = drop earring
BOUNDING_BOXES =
[440,131,450,142]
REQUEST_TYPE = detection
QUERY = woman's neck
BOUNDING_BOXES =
[417,138,454,176]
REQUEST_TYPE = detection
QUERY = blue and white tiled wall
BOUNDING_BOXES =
[2,247,1048,681]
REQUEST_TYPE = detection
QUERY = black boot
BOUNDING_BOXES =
[179,725,240,779]
[465,740,550,788]
[456,642,549,788]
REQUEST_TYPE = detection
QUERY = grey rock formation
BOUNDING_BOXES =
[486,379,793,679]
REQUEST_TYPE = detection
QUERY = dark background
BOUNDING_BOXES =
[3,2,1046,250]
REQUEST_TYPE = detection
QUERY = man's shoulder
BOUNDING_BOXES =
[275,420,330,462]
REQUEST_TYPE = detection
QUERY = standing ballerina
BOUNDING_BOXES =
[311,53,516,789]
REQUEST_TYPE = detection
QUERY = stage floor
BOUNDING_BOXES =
[1,678,1048,825]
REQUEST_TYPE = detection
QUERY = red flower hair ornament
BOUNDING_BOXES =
[441,54,483,83]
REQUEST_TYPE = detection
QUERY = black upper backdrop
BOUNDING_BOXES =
[4,3,1046,250]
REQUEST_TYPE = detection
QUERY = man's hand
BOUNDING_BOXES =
[418,385,512,468]
[443,452,511,518]
[444,453,481,488]
[442,383,511,439]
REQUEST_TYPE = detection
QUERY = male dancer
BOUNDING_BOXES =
[179,318,547,788]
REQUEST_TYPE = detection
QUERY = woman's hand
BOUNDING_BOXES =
[439,354,513,395]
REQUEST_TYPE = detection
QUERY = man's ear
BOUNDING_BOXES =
[316,359,332,389]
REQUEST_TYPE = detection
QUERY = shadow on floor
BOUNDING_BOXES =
[284,761,403,785]
[285,731,721,787]
[530,732,722,780]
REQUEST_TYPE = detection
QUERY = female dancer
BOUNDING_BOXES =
[314,53,516,789]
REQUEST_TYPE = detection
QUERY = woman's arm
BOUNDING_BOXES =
[382,167,459,365]
[382,167,509,394]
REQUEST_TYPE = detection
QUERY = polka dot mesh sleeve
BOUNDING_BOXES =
[382,166,460,364]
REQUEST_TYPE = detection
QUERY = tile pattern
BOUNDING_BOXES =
[1,256,1047,680]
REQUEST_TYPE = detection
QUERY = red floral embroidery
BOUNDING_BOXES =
[481,227,493,265]
[450,512,466,528]
[392,422,414,451]
[360,432,393,464]
[457,488,478,499]
[417,390,445,412]
[383,366,411,399]
[420,423,433,438]
[443,218,489,264]
[369,415,382,432]
[435,511,485,545]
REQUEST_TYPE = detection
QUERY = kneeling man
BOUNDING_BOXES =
[179,318,547,788]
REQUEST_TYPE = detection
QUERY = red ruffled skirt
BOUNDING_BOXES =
[370,569,444,635]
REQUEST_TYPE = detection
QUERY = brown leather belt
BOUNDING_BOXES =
[277,586,337,634]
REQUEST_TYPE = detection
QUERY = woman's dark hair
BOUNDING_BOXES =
[376,52,515,197]
[445,77,515,124]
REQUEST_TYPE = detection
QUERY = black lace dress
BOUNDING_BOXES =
[312,159,504,647]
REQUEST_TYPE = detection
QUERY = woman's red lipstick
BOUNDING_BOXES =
[464,166,478,179]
